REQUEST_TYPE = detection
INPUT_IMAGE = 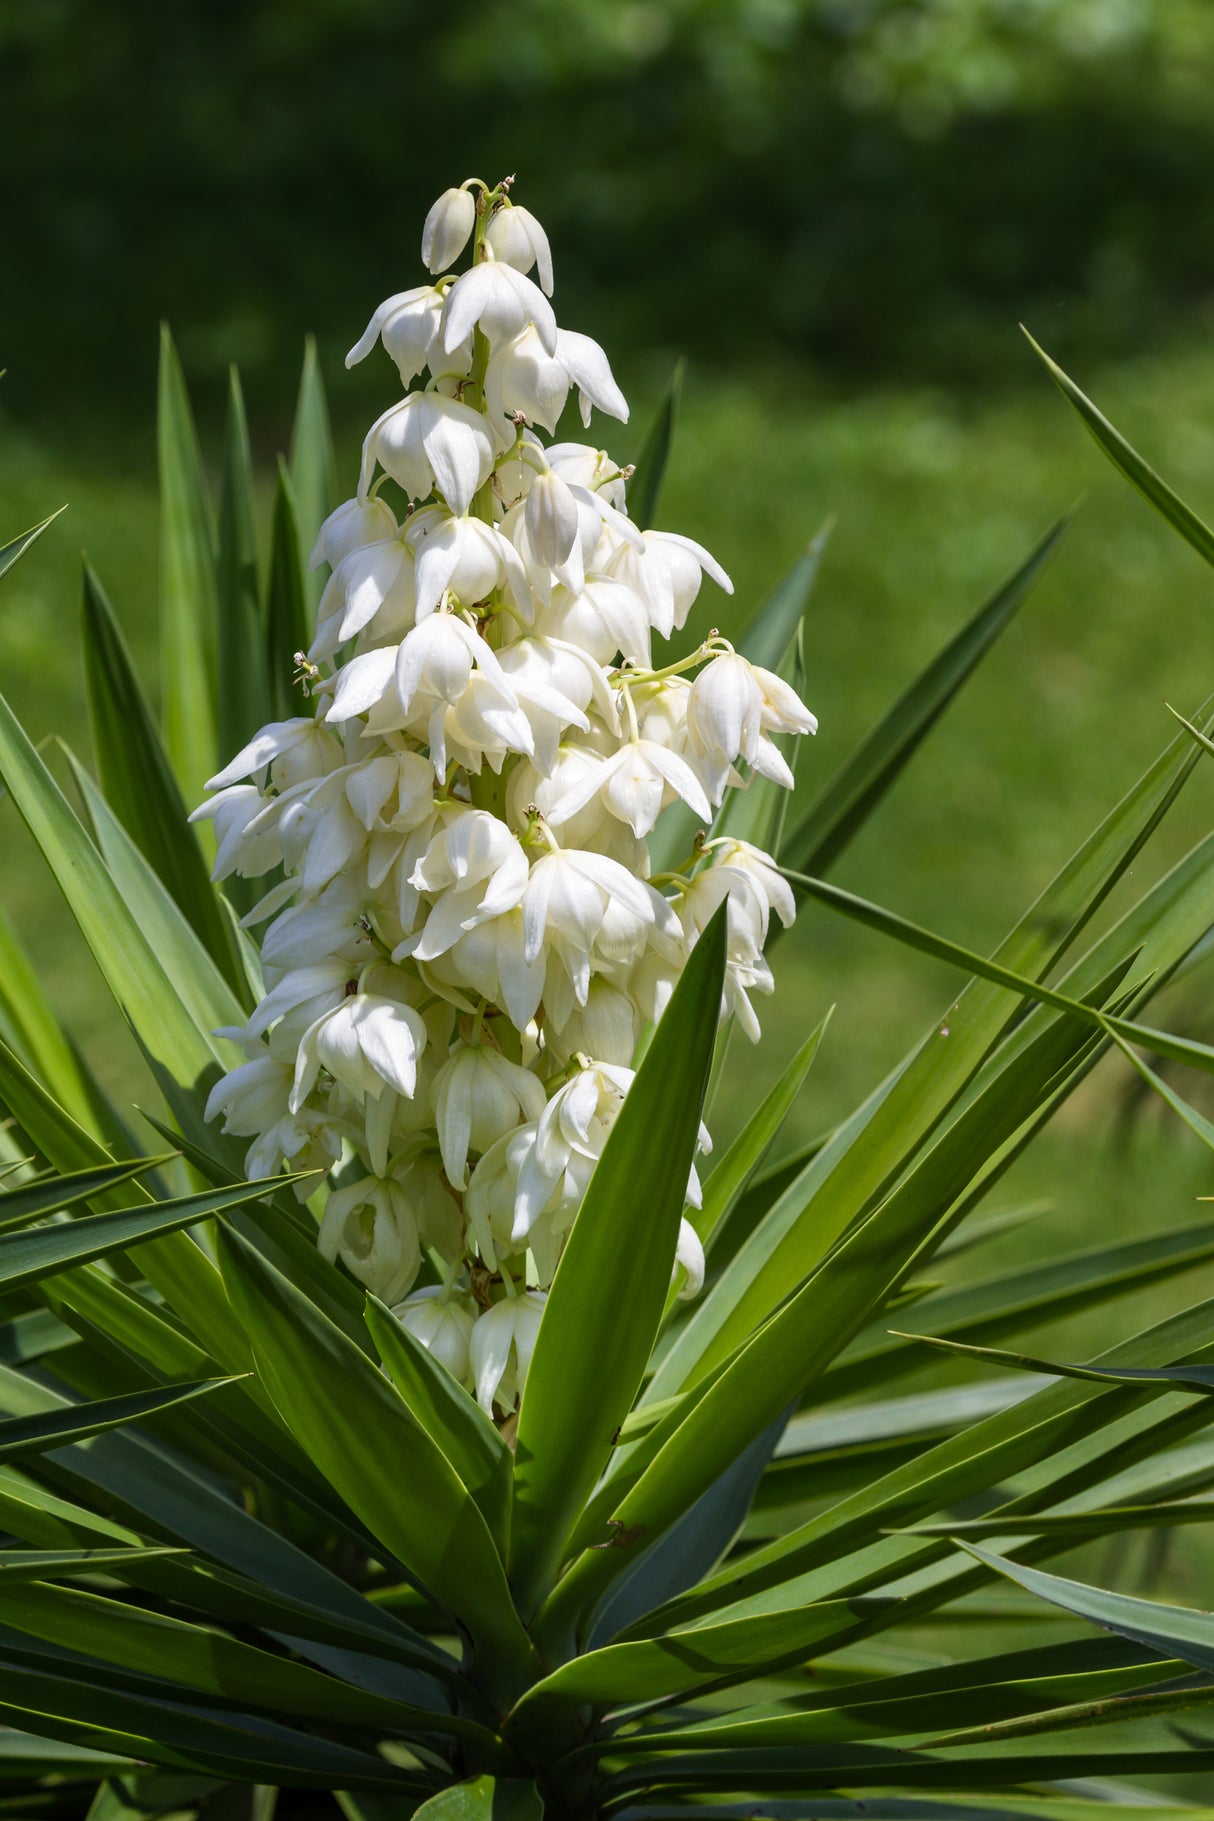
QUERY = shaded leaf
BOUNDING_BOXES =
[158,324,218,803]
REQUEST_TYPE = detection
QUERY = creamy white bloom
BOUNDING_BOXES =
[485,203,554,294]
[361,393,495,515]
[688,652,817,794]
[311,495,399,572]
[469,1290,546,1415]
[608,531,733,639]
[441,255,558,358]
[393,1284,477,1384]
[432,1041,547,1187]
[292,992,427,1109]
[345,285,473,386]
[319,1174,422,1304]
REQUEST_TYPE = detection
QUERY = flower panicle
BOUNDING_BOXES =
[195,175,817,1418]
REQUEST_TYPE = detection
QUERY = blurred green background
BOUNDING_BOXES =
[5,0,1214,1654]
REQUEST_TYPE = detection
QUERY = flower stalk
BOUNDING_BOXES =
[195,176,816,1417]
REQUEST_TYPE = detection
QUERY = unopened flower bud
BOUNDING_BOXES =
[421,186,476,275]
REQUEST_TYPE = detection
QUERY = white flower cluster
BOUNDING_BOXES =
[196,177,815,1418]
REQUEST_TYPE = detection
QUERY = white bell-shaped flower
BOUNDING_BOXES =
[311,495,399,572]
[608,530,733,639]
[407,505,529,620]
[402,809,529,964]
[392,1285,477,1385]
[545,731,712,838]
[361,393,495,516]
[524,468,580,568]
[466,1127,533,1274]
[345,285,472,385]
[688,652,817,795]
[513,1061,634,1238]
[291,992,427,1112]
[484,326,575,435]
[421,186,477,274]
[205,719,344,795]
[191,785,282,882]
[199,172,812,1368]
[485,203,554,294]
[319,1174,422,1304]
[521,847,659,1004]
[469,1290,546,1415]
[441,253,558,358]
[555,329,629,426]
[314,535,416,656]
[432,1040,547,1187]
[674,1217,705,1299]
[421,908,546,1033]
[545,976,639,1068]
[394,613,529,777]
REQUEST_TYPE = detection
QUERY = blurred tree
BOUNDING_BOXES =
[3,0,1213,426]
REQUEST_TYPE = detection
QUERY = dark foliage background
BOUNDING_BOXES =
[5,0,1214,426]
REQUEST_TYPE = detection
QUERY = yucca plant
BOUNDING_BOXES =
[4,176,1214,1821]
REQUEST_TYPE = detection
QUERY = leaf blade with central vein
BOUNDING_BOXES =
[509,904,728,1614]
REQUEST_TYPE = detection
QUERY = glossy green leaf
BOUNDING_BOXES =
[0,1660,425,1790]
[0,1577,480,1740]
[1027,329,1214,569]
[158,324,218,804]
[411,1777,542,1821]
[540,957,1120,1645]
[0,1176,290,1292]
[0,1036,256,1375]
[903,1500,1214,1541]
[697,1016,827,1249]
[898,1329,1214,1397]
[787,862,1214,1081]
[784,515,1069,875]
[216,1226,539,1705]
[513,1591,854,1725]
[0,1546,185,1581]
[289,335,337,621]
[0,506,66,584]
[648,707,1209,1401]
[964,1543,1214,1676]
[0,690,247,1156]
[81,563,245,994]
[217,365,268,763]
[265,460,311,722]
[129,1550,454,1677]
[670,1290,1214,1630]
[819,1219,1214,1402]
[365,1294,511,1551]
[0,1154,169,1234]
[0,1362,453,1690]
[0,897,112,1138]
[510,904,727,1613]
[615,1802,1212,1821]
[67,751,253,1038]
[628,358,684,533]
[606,1635,1175,1755]
[0,1377,236,1462]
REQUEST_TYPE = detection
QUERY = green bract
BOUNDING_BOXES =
[0,327,1213,1820]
